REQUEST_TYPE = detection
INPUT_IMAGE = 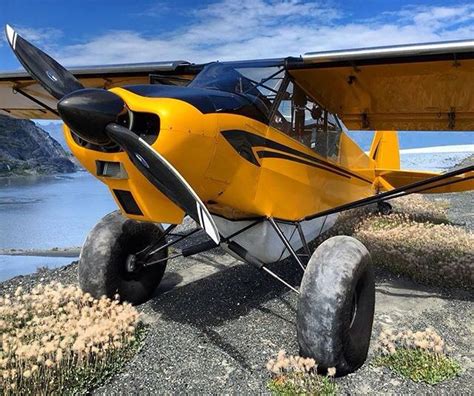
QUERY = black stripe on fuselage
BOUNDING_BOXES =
[257,150,351,179]
[221,129,373,184]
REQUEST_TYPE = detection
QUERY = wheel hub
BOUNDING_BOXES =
[125,254,138,272]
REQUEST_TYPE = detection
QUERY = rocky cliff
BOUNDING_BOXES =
[0,115,77,176]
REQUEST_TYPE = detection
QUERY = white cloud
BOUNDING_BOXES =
[18,1,474,66]
[0,25,62,50]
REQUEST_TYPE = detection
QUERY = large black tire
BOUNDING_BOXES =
[79,211,168,305]
[297,236,375,376]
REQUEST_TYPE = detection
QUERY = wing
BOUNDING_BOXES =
[288,39,474,131]
[0,61,195,119]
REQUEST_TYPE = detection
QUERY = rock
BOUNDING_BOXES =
[0,115,77,177]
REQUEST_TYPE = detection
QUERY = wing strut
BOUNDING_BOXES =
[304,165,473,221]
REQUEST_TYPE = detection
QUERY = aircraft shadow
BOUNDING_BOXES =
[148,257,301,372]
[150,257,301,328]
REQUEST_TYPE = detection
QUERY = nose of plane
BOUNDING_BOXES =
[58,88,128,145]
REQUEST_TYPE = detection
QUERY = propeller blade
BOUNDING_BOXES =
[5,24,84,100]
[105,123,221,244]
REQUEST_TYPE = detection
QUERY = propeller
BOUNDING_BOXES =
[5,24,221,244]
[105,123,220,244]
[5,24,84,100]
[5,24,122,145]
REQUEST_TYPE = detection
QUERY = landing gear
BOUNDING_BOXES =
[296,236,375,376]
[377,201,392,215]
[79,211,168,305]
[78,213,376,376]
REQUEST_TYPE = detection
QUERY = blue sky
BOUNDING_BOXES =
[1,0,474,71]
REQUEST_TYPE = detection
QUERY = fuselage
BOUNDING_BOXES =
[65,84,377,225]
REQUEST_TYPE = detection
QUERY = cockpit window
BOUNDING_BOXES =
[270,78,343,161]
[189,63,286,119]
[189,64,256,94]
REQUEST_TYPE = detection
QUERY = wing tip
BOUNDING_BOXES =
[5,24,17,49]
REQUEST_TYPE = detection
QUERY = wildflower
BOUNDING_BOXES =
[304,358,316,372]
[277,350,286,361]
[327,367,336,377]
[434,345,444,354]
[0,282,140,393]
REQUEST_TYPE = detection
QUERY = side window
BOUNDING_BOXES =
[270,79,342,161]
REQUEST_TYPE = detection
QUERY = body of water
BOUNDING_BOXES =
[0,172,116,249]
[0,147,473,282]
[0,172,117,281]
[0,255,73,282]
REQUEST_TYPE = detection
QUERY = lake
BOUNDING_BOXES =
[0,172,116,280]
[0,147,473,281]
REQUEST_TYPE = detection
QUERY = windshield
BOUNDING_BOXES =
[189,63,285,109]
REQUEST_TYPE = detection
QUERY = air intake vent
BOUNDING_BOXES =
[96,161,128,179]
[113,189,143,216]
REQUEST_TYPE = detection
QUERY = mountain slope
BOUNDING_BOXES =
[37,121,69,150]
[0,115,77,176]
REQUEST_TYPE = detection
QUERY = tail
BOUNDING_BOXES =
[369,131,400,170]
[370,131,473,194]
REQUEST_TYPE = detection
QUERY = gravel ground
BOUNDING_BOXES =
[427,154,474,231]
[91,262,472,395]
[1,193,472,394]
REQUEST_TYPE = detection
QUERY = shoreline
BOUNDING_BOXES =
[0,169,82,180]
[0,247,81,257]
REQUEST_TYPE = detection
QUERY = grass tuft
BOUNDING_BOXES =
[266,350,337,395]
[375,348,461,385]
[312,194,473,289]
[374,327,462,385]
[268,372,337,396]
[355,213,473,288]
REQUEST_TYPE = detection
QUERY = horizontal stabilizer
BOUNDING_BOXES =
[105,123,220,244]
[376,168,474,193]
[305,165,473,220]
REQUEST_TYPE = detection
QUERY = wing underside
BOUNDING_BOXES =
[288,40,474,131]
[0,62,195,119]
[3,39,474,130]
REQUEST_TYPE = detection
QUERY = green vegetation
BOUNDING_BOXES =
[375,327,462,385]
[375,349,461,385]
[313,194,473,289]
[268,372,337,396]
[266,351,337,396]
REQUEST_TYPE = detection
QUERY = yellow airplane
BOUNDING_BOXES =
[1,25,473,375]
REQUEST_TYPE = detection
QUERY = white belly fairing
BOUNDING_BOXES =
[213,214,338,264]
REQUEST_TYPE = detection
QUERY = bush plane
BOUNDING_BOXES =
[1,25,473,375]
